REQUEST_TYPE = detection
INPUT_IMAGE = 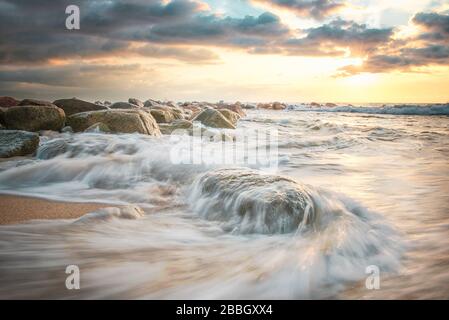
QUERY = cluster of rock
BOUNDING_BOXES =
[257,102,287,110]
[0,96,246,158]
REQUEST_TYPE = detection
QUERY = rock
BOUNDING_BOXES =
[149,108,174,124]
[218,109,241,126]
[144,99,162,108]
[0,96,19,108]
[110,102,140,109]
[67,109,161,136]
[0,130,40,158]
[169,106,185,120]
[61,126,73,133]
[189,168,315,234]
[18,99,55,107]
[128,98,144,108]
[0,105,66,132]
[36,139,67,159]
[159,120,193,135]
[148,106,183,123]
[192,109,236,129]
[104,101,112,107]
[181,104,203,114]
[85,122,111,133]
[257,102,285,110]
[241,103,256,110]
[325,103,337,108]
[94,101,105,106]
[53,98,108,116]
[310,102,321,107]
[272,102,286,110]
[220,104,246,117]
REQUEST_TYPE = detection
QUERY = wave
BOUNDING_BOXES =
[288,103,449,116]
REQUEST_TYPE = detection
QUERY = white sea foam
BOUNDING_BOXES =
[288,103,449,116]
[2,107,448,299]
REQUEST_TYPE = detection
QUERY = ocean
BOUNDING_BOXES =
[0,104,448,299]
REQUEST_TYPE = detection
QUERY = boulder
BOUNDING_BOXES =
[310,102,321,107]
[189,168,315,234]
[325,103,337,108]
[53,98,108,116]
[110,102,140,109]
[18,99,55,107]
[0,105,66,132]
[192,109,236,129]
[220,104,246,117]
[0,130,40,158]
[169,106,185,120]
[144,99,162,108]
[218,109,241,126]
[67,109,161,136]
[85,122,111,133]
[128,98,144,108]
[272,102,286,110]
[149,108,174,124]
[159,120,193,135]
[0,96,19,108]
[257,102,286,110]
[148,106,183,123]
[241,103,256,110]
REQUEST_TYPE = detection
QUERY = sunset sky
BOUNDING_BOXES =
[1,0,448,103]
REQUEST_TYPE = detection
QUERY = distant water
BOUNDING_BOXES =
[289,103,449,116]
[0,106,448,299]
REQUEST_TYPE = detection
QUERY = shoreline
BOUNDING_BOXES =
[0,195,109,225]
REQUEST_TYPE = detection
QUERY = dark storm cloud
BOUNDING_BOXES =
[253,0,345,19]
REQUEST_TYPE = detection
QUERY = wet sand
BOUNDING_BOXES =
[0,195,108,225]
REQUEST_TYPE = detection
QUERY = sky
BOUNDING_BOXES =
[0,0,449,103]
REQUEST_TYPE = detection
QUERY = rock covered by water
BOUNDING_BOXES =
[0,130,39,158]
[189,168,315,234]
[75,205,145,223]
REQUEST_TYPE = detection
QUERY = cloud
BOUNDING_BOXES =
[339,12,449,75]
[0,0,213,64]
[136,12,290,46]
[0,64,143,87]
[0,0,289,64]
[253,19,394,57]
[252,0,345,19]
[135,45,220,63]
[413,12,449,41]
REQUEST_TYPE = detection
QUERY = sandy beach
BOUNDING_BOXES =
[0,195,108,225]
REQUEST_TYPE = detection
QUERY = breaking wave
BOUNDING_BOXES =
[288,103,449,116]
